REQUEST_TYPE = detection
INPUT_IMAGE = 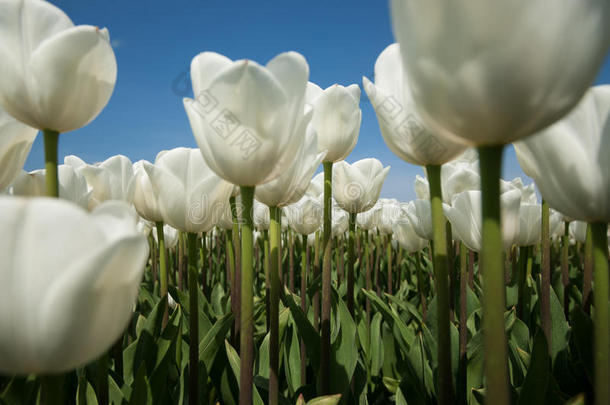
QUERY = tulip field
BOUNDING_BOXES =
[0,0,609,405]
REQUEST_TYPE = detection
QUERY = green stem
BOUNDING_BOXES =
[187,233,199,405]
[561,222,570,317]
[540,200,551,351]
[592,222,609,405]
[583,224,594,313]
[386,234,393,295]
[415,251,427,323]
[478,145,510,405]
[269,206,281,405]
[365,230,372,327]
[40,375,64,405]
[239,186,255,405]
[230,196,241,347]
[156,222,169,328]
[347,213,356,315]
[426,164,453,405]
[43,129,59,198]
[459,242,468,405]
[300,234,308,386]
[200,234,208,298]
[320,161,333,394]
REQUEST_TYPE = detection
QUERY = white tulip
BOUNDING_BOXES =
[444,190,522,252]
[356,202,382,231]
[393,216,427,253]
[0,197,148,374]
[403,200,433,240]
[332,158,390,214]
[306,82,361,162]
[285,196,323,236]
[133,160,163,223]
[0,108,37,190]
[363,43,466,165]
[145,148,233,234]
[12,165,91,208]
[152,224,179,251]
[0,0,117,133]
[184,51,309,186]
[255,125,326,207]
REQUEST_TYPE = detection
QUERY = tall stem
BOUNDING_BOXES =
[583,224,594,313]
[386,234,393,295]
[426,164,453,405]
[187,233,199,405]
[320,161,333,394]
[200,234,208,297]
[156,222,169,328]
[478,145,509,405]
[300,234,309,386]
[540,200,551,350]
[347,213,356,315]
[269,206,281,405]
[592,222,609,405]
[458,242,468,405]
[313,231,320,332]
[230,196,241,346]
[365,230,372,327]
[239,186,255,405]
[561,222,570,317]
[416,252,427,323]
[43,129,59,198]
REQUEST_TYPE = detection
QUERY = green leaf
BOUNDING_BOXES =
[329,289,358,397]
[361,289,414,351]
[284,324,302,394]
[281,290,321,370]
[76,380,98,405]
[199,312,234,373]
[224,340,265,405]
[130,364,152,405]
[518,332,549,405]
[549,287,570,363]
[369,312,384,377]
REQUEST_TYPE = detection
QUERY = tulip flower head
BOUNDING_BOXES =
[0,0,118,133]
[0,108,37,190]
[332,158,390,214]
[514,85,610,222]
[306,82,362,163]
[0,197,148,374]
[364,43,466,165]
[184,51,310,186]
[390,0,610,146]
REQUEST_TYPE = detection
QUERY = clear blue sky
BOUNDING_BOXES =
[23,0,610,201]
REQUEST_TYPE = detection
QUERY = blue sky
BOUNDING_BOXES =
[24,0,610,201]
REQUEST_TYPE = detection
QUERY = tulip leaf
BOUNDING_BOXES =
[281,290,321,370]
[130,364,152,405]
[518,332,550,405]
[223,340,265,405]
[199,312,234,373]
[306,394,342,405]
[76,380,98,405]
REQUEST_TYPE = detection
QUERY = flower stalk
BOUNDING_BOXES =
[426,164,453,405]
[187,232,199,405]
[592,222,609,405]
[320,161,333,394]
[43,129,60,198]
[478,145,510,405]
[269,206,281,405]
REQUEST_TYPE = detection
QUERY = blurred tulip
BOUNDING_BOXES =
[403,200,433,240]
[12,164,91,208]
[414,149,481,203]
[390,0,610,146]
[570,221,588,245]
[136,217,153,236]
[184,51,309,186]
[0,197,148,374]
[0,108,37,190]
[285,196,323,236]
[253,199,270,231]
[363,43,466,165]
[255,126,326,207]
[393,216,427,253]
[133,160,163,223]
[144,148,233,234]
[306,83,361,162]
[0,0,117,133]
[514,85,610,222]
[331,203,349,238]
[332,158,390,214]
[514,204,541,247]
[305,172,324,198]
[70,155,135,209]
[356,202,382,231]
[376,198,402,235]
[444,190,522,252]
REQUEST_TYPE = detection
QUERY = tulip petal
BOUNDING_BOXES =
[28,25,117,132]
